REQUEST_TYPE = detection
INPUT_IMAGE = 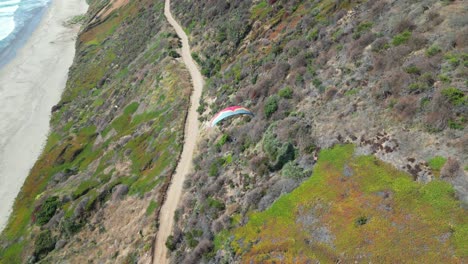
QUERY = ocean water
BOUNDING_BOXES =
[0,0,50,65]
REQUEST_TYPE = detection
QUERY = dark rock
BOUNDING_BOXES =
[74,197,89,219]
[55,239,67,250]
[53,172,67,183]
[61,195,72,204]
[112,184,129,201]
[343,164,353,177]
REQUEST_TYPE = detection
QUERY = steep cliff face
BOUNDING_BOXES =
[0,0,191,262]
[166,0,467,263]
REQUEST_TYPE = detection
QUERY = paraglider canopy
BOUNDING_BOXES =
[210,106,253,127]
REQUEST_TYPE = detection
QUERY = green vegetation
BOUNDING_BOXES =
[353,21,373,39]
[207,197,225,211]
[72,179,100,199]
[426,44,441,57]
[220,145,466,262]
[251,0,272,20]
[35,196,60,226]
[405,65,421,75]
[441,87,466,106]
[281,161,307,179]
[34,230,56,260]
[344,88,359,96]
[146,200,158,216]
[444,53,460,67]
[0,1,190,261]
[278,87,293,99]
[392,30,411,46]
[166,235,176,251]
[264,95,279,118]
[408,82,428,93]
[428,156,448,171]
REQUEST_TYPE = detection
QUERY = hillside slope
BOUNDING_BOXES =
[0,0,192,262]
[166,0,467,263]
[0,0,466,263]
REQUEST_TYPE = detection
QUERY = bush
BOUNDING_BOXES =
[36,196,60,226]
[262,126,281,160]
[392,30,411,46]
[264,95,279,118]
[166,235,177,251]
[404,65,421,75]
[281,162,307,179]
[207,197,225,210]
[408,82,428,93]
[448,119,464,130]
[428,156,447,171]
[355,216,368,226]
[426,44,441,57]
[274,143,295,170]
[216,134,229,147]
[209,158,224,177]
[34,230,56,259]
[441,87,466,106]
[278,87,293,99]
[168,50,180,58]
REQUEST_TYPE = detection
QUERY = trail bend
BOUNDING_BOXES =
[153,0,203,263]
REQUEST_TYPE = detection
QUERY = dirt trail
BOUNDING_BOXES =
[152,0,203,262]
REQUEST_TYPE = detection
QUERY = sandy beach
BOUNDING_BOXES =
[0,0,88,231]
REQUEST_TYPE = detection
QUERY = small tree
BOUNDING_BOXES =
[264,95,279,118]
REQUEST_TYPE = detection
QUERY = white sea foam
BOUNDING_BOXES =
[0,0,50,47]
[0,0,20,41]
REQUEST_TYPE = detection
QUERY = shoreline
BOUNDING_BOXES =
[0,0,88,231]
[0,2,49,69]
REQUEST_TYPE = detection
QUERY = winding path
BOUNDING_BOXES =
[153,0,203,262]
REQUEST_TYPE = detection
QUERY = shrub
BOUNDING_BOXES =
[392,30,411,46]
[281,161,307,179]
[438,74,451,83]
[428,156,447,171]
[273,142,295,170]
[426,44,441,57]
[34,230,56,259]
[355,216,368,226]
[278,87,293,99]
[209,158,224,177]
[408,82,428,93]
[168,50,180,58]
[405,65,421,75]
[448,119,464,130]
[36,196,60,226]
[264,95,279,118]
[441,87,466,106]
[372,38,389,52]
[207,197,225,211]
[166,235,177,251]
[444,53,460,67]
[353,21,373,39]
[262,126,281,160]
[216,134,229,147]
